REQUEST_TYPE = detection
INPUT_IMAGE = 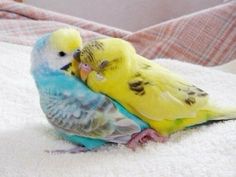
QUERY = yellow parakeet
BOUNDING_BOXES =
[72,38,236,137]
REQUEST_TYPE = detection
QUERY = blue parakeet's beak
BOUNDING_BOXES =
[73,49,81,60]
[73,49,92,81]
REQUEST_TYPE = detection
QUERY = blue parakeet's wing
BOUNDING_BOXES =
[35,70,142,144]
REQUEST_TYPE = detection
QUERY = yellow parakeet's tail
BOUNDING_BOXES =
[149,105,236,136]
[205,105,236,121]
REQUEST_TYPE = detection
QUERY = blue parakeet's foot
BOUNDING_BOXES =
[127,129,168,150]
[45,145,90,154]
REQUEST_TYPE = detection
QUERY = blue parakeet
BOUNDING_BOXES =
[31,28,156,153]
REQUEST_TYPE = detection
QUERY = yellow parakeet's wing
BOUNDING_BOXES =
[126,58,209,121]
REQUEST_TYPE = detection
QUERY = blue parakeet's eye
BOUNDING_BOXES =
[58,51,66,57]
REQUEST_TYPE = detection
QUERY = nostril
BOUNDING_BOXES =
[79,63,91,72]
[73,49,81,60]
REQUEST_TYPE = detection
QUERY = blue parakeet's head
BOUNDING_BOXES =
[31,28,82,75]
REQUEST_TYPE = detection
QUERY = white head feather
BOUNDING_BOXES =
[31,28,82,73]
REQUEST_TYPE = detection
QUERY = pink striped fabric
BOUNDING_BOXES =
[0,0,235,66]
[125,2,236,66]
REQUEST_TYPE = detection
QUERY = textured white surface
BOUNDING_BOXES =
[213,59,236,74]
[0,42,236,177]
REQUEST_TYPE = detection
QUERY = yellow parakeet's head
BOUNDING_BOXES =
[31,28,82,73]
[72,38,136,82]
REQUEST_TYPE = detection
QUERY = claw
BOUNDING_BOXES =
[127,128,168,150]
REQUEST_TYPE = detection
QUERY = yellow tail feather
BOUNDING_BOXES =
[148,106,236,136]
[206,106,236,121]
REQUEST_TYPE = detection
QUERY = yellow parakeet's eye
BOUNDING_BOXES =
[99,60,109,69]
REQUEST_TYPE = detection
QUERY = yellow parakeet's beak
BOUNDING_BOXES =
[72,49,92,81]
[79,63,92,81]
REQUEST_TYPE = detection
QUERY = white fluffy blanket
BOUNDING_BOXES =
[0,42,236,177]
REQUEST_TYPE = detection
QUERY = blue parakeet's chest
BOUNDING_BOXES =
[33,68,106,149]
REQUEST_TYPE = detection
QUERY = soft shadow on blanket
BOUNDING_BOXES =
[1,119,236,177]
